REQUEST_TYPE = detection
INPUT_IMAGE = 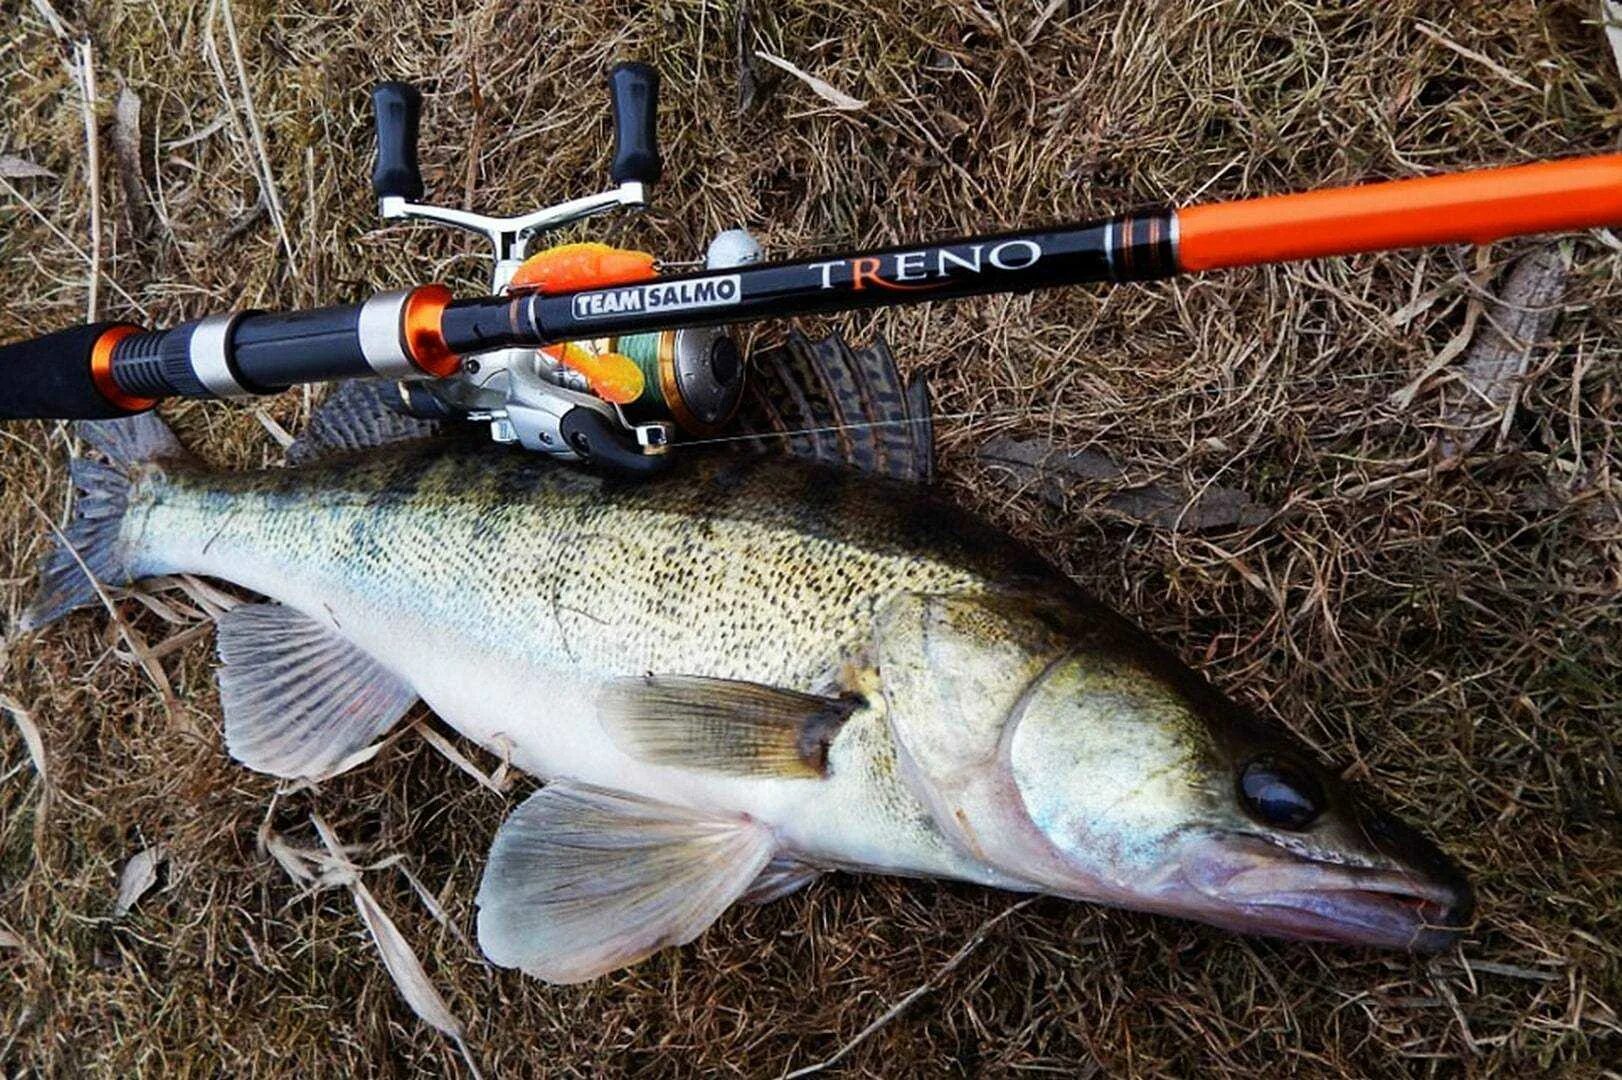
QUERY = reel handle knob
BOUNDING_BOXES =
[608,62,662,187]
[371,81,425,200]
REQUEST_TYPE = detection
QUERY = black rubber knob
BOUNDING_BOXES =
[608,62,662,186]
[559,406,671,476]
[0,322,148,419]
[372,82,424,200]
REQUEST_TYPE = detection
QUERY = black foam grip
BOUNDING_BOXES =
[608,62,661,186]
[0,322,147,420]
[372,81,424,200]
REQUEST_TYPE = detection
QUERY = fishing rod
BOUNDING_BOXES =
[3,61,1621,475]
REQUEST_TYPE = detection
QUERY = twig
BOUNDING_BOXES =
[205,0,298,272]
[1413,23,1538,92]
[111,85,154,236]
[74,40,101,320]
[0,176,148,315]
[29,0,70,37]
[782,897,1036,1078]
[1605,2,1622,85]
[310,815,485,1079]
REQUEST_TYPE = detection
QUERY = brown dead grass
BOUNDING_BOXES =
[3,0,1621,1075]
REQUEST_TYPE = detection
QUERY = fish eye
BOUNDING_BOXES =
[1238,756,1324,831]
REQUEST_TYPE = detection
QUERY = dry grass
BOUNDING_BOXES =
[3,0,1621,1075]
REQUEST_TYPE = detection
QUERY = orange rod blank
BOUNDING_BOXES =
[1176,154,1622,272]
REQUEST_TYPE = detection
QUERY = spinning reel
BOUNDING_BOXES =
[371,64,758,468]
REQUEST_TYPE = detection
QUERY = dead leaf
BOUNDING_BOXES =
[114,845,167,917]
[1604,2,1622,83]
[1392,296,1483,409]
[111,86,153,235]
[254,408,295,448]
[414,719,510,794]
[1413,23,1537,91]
[1,694,47,791]
[311,815,484,1079]
[980,438,1271,532]
[1436,244,1570,463]
[754,51,867,111]
[0,154,55,180]
[736,4,760,113]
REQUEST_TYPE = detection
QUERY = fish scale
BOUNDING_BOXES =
[127,446,999,805]
[26,414,1473,982]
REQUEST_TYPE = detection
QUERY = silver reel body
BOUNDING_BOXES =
[378,188,759,460]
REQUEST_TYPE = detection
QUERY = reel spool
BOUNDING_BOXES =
[607,327,744,435]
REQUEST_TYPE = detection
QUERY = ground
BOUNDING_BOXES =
[2,0,1620,1076]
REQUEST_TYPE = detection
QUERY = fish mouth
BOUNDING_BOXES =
[1180,833,1474,952]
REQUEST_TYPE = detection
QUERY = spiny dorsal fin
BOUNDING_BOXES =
[285,380,444,465]
[736,332,935,482]
[597,674,859,778]
[475,781,775,983]
[740,339,833,462]
[217,602,418,780]
[789,329,878,473]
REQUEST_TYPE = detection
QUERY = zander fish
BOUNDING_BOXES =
[20,385,1471,983]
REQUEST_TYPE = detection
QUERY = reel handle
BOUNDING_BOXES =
[559,406,671,475]
[371,81,425,201]
[608,62,662,187]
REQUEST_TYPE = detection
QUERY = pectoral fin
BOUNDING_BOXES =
[217,602,417,780]
[598,675,858,778]
[475,782,774,983]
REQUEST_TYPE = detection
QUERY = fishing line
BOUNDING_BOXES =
[670,359,1421,455]
[671,410,1027,450]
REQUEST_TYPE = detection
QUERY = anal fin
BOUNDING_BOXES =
[475,782,775,983]
[598,675,859,778]
[217,602,417,780]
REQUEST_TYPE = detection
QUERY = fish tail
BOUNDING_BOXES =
[18,413,189,632]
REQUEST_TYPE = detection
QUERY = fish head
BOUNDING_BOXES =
[878,591,1472,951]
[1006,644,1473,951]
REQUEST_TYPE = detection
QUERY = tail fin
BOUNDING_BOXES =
[18,413,188,633]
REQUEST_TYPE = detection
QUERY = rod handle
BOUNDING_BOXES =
[0,322,152,419]
[371,81,425,201]
[608,61,662,186]
[1177,154,1622,272]
[98,287,457,407]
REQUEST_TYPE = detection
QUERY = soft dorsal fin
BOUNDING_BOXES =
[737,332,934,482]
[475,781,775,983]
[216,602,418,780]
[285,380,445,465]
[597,674,859,778]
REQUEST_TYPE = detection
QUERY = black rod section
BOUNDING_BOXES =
[503,212,1176,346]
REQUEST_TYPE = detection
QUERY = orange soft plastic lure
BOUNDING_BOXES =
[542,342,645,404]
[510,242,657,293]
